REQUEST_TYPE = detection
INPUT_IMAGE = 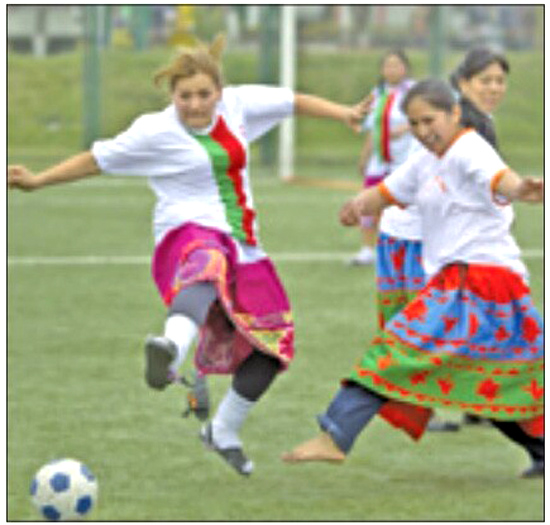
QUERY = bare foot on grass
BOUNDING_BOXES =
[281,432,346,464]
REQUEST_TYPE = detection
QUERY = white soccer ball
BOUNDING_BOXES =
[30,458,98,521]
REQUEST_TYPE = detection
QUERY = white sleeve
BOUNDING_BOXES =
[382,151,422,206]
[91,115,163,176]
[229,85,294,142]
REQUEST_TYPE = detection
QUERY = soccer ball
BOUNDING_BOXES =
[30,458,98,521]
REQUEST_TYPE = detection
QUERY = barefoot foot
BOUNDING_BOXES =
[281,432,346,464]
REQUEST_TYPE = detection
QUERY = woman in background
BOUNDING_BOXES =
[451,46,511,426]
[451,46,509,151]
[350,49,416,266]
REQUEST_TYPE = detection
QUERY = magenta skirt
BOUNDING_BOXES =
[151,223,295,375]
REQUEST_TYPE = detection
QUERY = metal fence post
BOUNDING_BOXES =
[82,5,101,149]
[428,6,445,78]
[258,5,280,166]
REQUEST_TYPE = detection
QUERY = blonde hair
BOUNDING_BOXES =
[154,34,226,91]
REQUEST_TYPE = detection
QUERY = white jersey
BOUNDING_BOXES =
[92,85,294,251]
[381,128,527,280]
[362,79,416,177]
[378,140,423,241]
[378,205,423,241]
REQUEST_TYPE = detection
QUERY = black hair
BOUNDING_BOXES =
[449,46,510,90]
[376,49,411,91]
[401,78,456,114]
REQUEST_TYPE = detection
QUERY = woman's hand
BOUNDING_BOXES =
[343,94,373,133]
[339,198,361,226]
[7,165,43,191]
[496,170,544,204]
[514,177,544,203]
[340,185,391,226]
[294,93,372,133]
[8,152,100,192]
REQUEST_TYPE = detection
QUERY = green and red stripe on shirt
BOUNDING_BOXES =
[192,117,257,245]
[372,88,397,163]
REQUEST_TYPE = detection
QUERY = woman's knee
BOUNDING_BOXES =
[169,282,217,325]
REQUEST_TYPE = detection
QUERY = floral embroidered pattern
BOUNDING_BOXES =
[349,264,544,433]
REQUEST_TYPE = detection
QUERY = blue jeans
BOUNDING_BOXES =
[317,383,387,454]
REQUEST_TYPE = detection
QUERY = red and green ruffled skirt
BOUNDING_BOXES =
[348,263,544,439]
[376,232,425,329]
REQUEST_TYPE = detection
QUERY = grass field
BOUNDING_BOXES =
[7,42,544,521]
[7,168,544,521]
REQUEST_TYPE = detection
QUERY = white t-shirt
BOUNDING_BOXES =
[378,205,423,241]
[362,79,416,177]
[381,129,527,280]
[378,140,423,241]
[92,85,294,256]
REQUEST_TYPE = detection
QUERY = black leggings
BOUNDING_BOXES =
[490,419,544,462]
[169,282,281,402]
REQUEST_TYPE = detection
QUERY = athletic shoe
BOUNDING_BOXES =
[462,414,490,426]
[521,460,544,479]
[144,335,177,390]
[182,370,210,421]
[426,418,461,432]
[348,247,375,266]
[199,423,254,477]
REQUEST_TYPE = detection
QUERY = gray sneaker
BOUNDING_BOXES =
[521,460,544,479]
[200,423,254,477]
[144,336,177,390]
[182,371,210,421]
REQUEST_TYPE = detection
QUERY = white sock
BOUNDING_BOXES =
[211,387,255,449]
[163,314,199,372]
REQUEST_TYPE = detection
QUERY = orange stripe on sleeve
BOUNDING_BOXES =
[490,168,511,206]
[379,182,406,208]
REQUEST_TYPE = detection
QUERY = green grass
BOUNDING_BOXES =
[7,48,543,174]
[7,172,544,521]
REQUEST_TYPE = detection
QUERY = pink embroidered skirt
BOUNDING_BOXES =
[151,223,295,375]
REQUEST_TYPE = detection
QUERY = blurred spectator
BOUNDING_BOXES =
[151,6,175,46]
[499,6,536,50]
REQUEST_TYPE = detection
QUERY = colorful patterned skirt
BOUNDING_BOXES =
[376,232,425,329]
[152,223,294,375]
[348,263,544,439]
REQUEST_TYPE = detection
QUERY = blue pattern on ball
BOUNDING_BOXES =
[50,472,70,492]
[76,495,93,514]
[80,464,95,482]
[30,478,38,496]
[42,505,61,521]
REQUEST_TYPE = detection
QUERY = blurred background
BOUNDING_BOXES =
[7,5,544,178]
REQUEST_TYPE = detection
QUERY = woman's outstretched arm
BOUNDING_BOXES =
[339,185,393,227]
[294,93,372,133]
[8,151,101,192]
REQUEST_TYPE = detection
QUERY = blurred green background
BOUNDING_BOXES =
[7,5,544,176]
[7,49,543,176]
